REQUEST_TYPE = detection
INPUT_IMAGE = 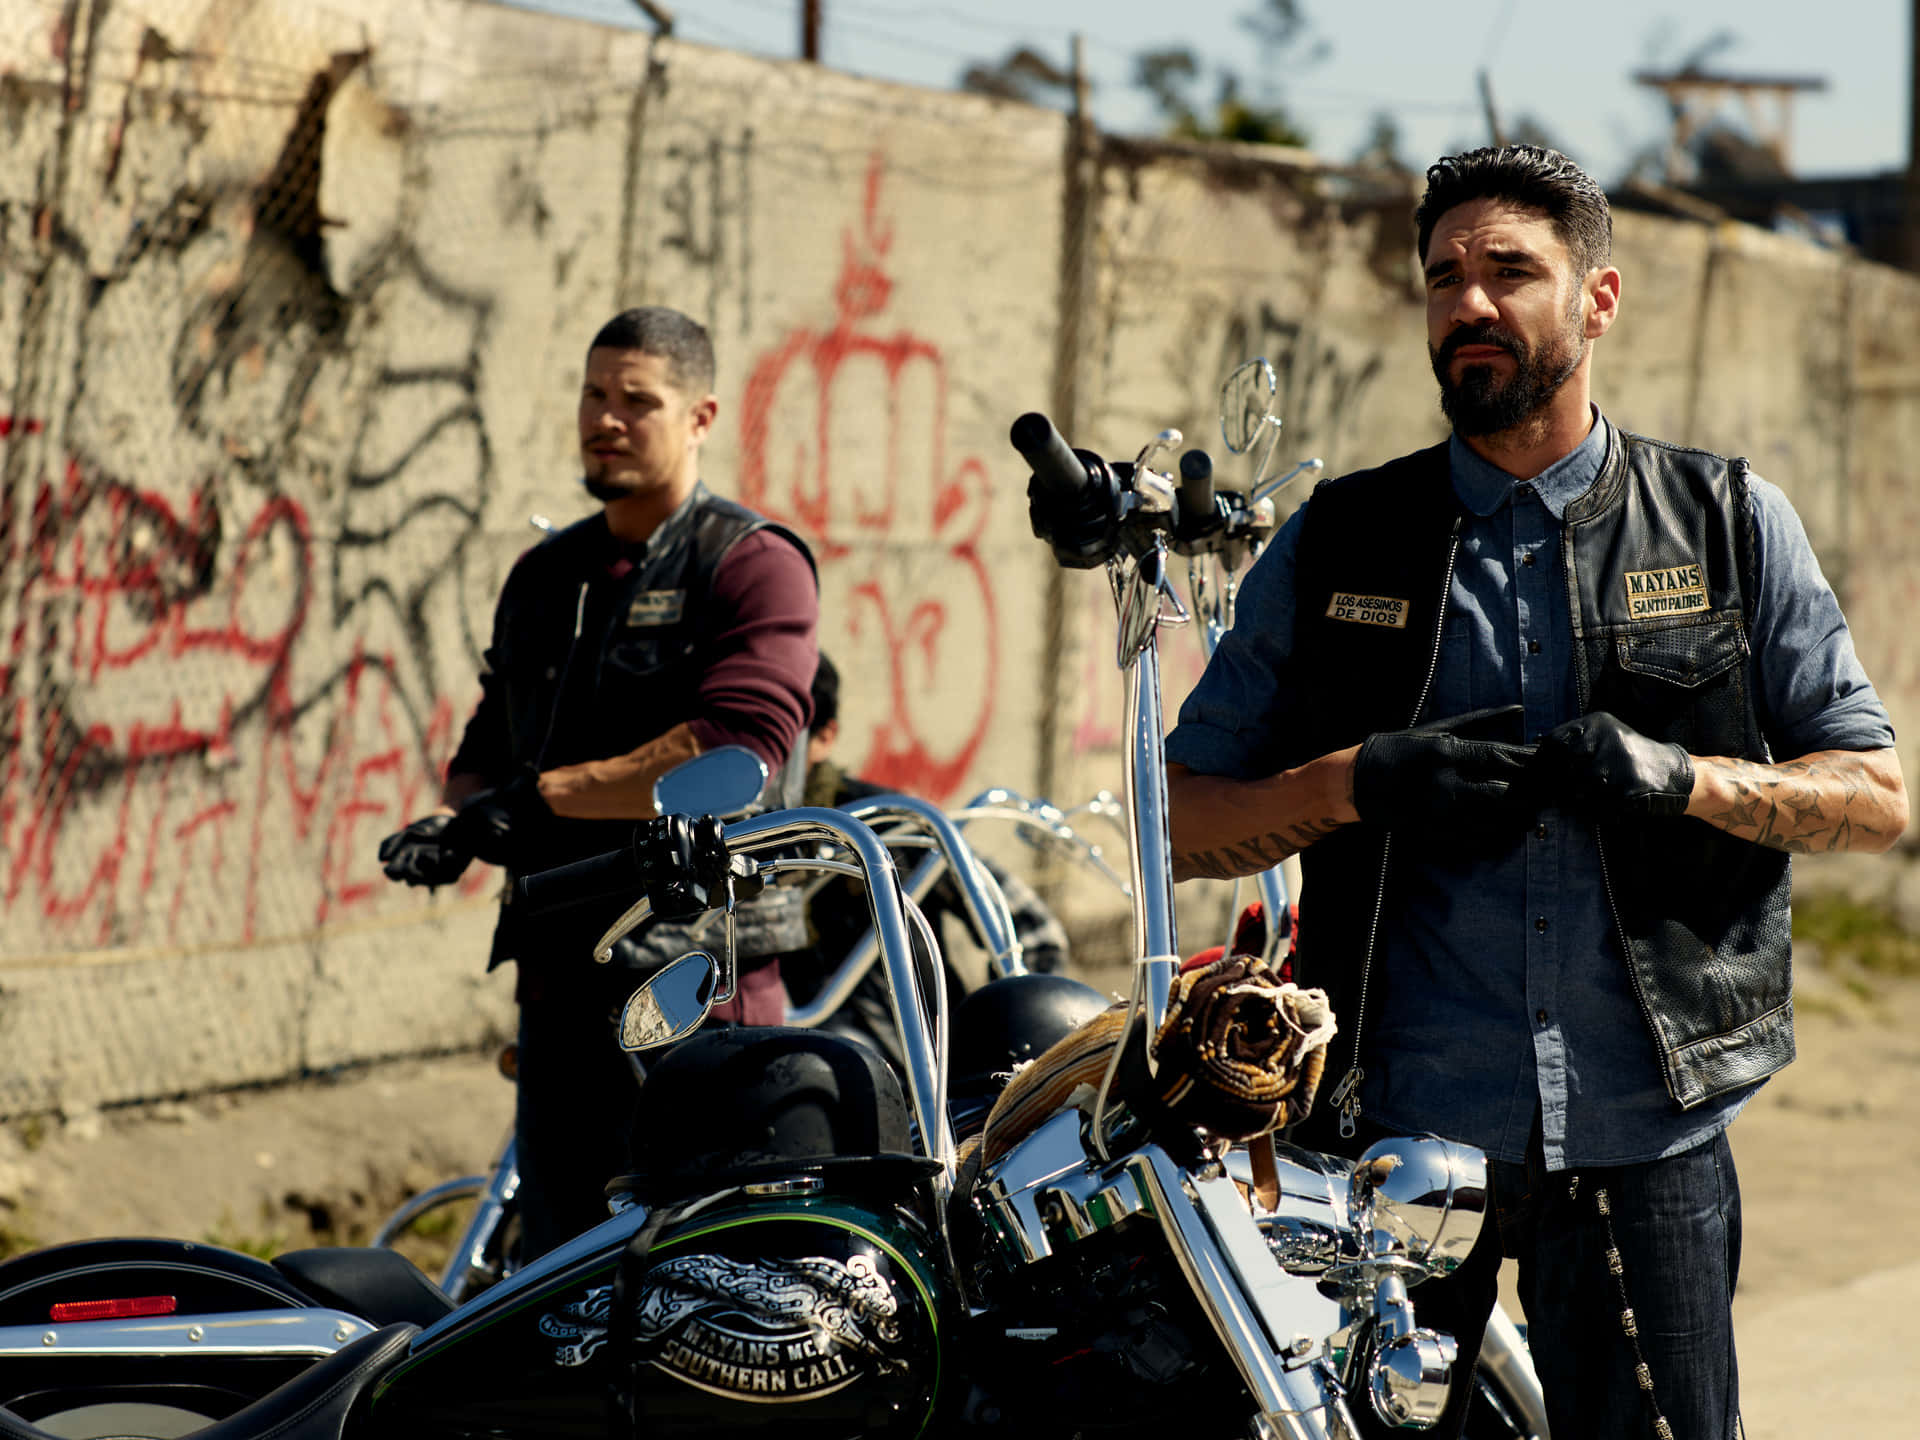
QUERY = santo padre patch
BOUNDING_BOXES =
[1325,592,1410,629]
[627,589,687,627]
[1623,564,1707,620]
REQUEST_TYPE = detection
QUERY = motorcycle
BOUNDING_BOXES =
[371,777,1121,1304]
[0,400,1522,1440]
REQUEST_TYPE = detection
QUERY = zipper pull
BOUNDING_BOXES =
[1330,1067,1363,1139]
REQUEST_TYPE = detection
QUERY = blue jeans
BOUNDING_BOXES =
[1346,1122,1741,1440]
[1503,1128,1743,1440]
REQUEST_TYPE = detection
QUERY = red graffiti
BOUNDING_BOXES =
[0,421,471,949]
[1071,581,1209,757]
[737,154,999,801]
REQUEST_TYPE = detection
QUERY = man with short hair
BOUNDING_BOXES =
[378,306,818,1258]
[1165,146,1907,1438]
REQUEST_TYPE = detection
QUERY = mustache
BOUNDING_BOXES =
[1435,324,1525,366]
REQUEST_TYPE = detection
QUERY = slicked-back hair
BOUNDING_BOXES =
[1414,145,1612,278]
[588,307,716,396]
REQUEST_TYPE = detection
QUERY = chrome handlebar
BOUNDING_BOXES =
[593,808,957,1198]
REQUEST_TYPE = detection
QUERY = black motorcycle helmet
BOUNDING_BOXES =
[949,973,1111,1095]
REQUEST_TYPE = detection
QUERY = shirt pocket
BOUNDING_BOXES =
[1428,620,1482,719]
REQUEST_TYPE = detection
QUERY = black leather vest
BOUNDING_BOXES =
[488,484,817,972]
[1284,430,1792,1150]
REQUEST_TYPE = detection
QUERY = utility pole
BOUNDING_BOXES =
[1036,32,1096,822]
[1907,0,1920,270]
[628,0,674,34]
[801,0,821,62]
[1477,69,1507,147]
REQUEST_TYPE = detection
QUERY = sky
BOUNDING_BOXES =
[507,0,1912,185]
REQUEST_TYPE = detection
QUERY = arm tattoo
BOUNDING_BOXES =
[1173,817,1342,882]
[1699,753,1887,854]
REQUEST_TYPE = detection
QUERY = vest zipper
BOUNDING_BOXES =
[534,581,591,771]
[1334,513,1464,1139]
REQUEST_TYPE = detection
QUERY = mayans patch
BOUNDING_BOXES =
[630,1252,908,1403]
[628,589,687,627]
[1325,592,1410,629]
[1623,563,1707,620]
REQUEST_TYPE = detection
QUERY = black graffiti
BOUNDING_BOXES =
[658,129,756,336]
[1217,304,1384,456]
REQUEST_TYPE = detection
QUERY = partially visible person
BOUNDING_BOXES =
[377,306,818,1259]
[790,654,1069,1062]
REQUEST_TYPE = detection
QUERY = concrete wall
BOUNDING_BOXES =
[0,0,1914,1114]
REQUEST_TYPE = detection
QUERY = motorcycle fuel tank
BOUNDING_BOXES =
[363,1191,950,1440]
[615,1193,952,1440]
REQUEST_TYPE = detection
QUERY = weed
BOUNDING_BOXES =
[1793,894,1920,979]
[0,1211,40,1260]
[201,1210,288,1261]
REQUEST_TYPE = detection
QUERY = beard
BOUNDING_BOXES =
[1431,314,1586,437]
[581,471,632,503]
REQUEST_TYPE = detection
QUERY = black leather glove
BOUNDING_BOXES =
[633,813,734,920]
[377,814,473,888]
[1533,712,1695,819]
[1353,705,1539,834]
[441,768,552,868]
[1027,464,1121,570]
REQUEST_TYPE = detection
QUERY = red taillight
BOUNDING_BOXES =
[48,1296,178,1323]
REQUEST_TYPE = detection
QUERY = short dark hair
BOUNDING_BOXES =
[1414,145,1612,278]
[811,653,841,730]
[588,306,715,395]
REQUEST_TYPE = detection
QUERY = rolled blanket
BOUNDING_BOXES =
[1144,953,1335,1141]
[976,954,1336,1167]
[979,1004,1128,1167]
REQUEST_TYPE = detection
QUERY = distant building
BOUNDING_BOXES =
[1613,67,1916,274]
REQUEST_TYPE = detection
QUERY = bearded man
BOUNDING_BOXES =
[1164,146,1907,1439]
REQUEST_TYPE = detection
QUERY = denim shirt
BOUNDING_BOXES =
[1166,409,1894,1168]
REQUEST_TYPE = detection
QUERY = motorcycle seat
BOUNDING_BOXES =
[0,1322,417,1440]
[274,1246,457,1328]
[618,1026,939,1205]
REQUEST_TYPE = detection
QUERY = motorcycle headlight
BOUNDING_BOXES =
[1349,1136,1487,1276]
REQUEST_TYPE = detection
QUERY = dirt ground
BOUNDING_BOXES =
[1,874,1915,1433]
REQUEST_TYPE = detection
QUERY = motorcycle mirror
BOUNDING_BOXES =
[652,745,769,821]
[618,950,720,1051]
[1219,357,1280,455]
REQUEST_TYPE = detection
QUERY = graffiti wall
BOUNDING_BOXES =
[0,0,1915,1114]
[0,0,1064,1113]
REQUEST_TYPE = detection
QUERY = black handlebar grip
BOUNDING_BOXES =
[1010,412,1090,506]
[515,847,640,914]
[1177,449,1214,515]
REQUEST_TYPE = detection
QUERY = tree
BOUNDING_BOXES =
[1132,0,1323,147]
[959,45,1076,107]
[957,1,1325,148]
